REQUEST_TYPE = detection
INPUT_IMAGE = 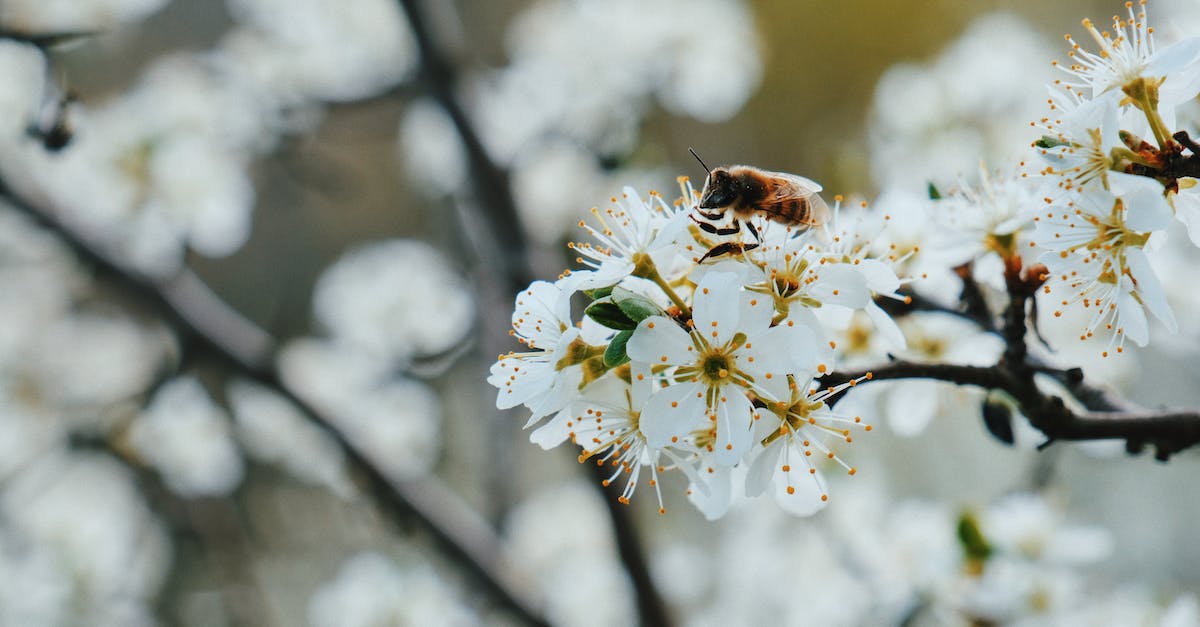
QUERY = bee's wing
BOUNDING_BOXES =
[764,173,829,226]
[766,171,823,194]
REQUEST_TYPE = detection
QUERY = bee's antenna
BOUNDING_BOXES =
[688,147,711,174]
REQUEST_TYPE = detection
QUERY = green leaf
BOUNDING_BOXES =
[604,330,634,368]
[585,300,637,330]
[612,287,662,323]
[927,182,942,200]
[584,285,615,300]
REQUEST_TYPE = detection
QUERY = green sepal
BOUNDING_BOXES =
[579,355,612,389]
[555,336,607,370]
[612,287,661,323]
[956,511,993,564]
[1034,135,1066,149]
[927,182,942,200]
[585,299,638,330]
[604,330,634,368]
[584,285,616,300]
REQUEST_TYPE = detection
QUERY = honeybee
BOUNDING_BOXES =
[689,148,830,261]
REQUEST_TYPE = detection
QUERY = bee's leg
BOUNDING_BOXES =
[745,220,761,243]
[691,215,742,236]
[697,240,760,263]
[696,208,726,221]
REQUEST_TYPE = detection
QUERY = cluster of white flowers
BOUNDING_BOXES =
[490,0,1200,520]
[490,180,909,517]
[1029,0,1200,355]
[653,489,1195,625]
[308,551,478,627]
[0,0,420,277]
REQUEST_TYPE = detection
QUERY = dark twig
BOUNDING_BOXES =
[0,181,549,627]
[954,263,997,332]
[0,28,96,48]
[829,254,1200,459]
[394,1,673,624]
[822,359,1200,458]
[396,0,532,292]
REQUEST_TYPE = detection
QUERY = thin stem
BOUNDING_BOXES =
[647,264,691,315]
[1132,88,1172,150]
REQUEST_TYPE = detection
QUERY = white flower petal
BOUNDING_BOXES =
[640,382,705,448]
[866,300,906,350]
[774,464,827,517]
[713,391,754,466]
[744,440,781,498]
[626,316,693,365]
[810,264,870,308]
[855,258,901,294]
[737,290,774,334]
[1172,183,1200,247]
[1116,278,1149,346]
[692,271,741,346]
[747,323,817,375]
[529,407,574,450]
[1110,172,1172,232]
[512,280,569,349]
[1125,247,1176,333]
[687,466,733,521]
[885,380,940,437]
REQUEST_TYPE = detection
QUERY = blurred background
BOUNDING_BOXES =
[0,0,1199,625]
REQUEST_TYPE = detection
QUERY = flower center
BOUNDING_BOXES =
[700,351,735,384]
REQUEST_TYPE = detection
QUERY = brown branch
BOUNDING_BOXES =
[0,181,550,627]
[393,2,674,625]
[823,359,1200,459]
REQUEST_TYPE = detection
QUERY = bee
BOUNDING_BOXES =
[688,148,830,261]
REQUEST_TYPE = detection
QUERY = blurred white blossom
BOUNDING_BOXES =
[0,451,170,623]
[129,376,244,497]
[223,0,417,103]
[313,239,475,363]
[869,12,1055,191]
[280,339,443,480]
[505,481,635,627]
[0,0,169,32]
[398,98,467,198]
[228,379,351,496]
[308,552,477,627]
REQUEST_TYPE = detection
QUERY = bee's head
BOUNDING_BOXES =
[699,167,736,209]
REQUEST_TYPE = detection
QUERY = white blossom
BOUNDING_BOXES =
[313,239,475,364]
[129,377,245,497]
[308,552,477,627]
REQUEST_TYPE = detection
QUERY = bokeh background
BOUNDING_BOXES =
[1,0,1199,625]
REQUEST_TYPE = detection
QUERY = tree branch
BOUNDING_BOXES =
[0,180,550,627]
[393,2,674,624]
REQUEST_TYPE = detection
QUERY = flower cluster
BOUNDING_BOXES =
[490,180,903,517]
[1031,0,1200,354]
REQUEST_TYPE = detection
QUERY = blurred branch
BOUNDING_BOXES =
[396,0,532,292]
[0,29,96,48]
[0,180,549,627]
[395,1,674,625]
